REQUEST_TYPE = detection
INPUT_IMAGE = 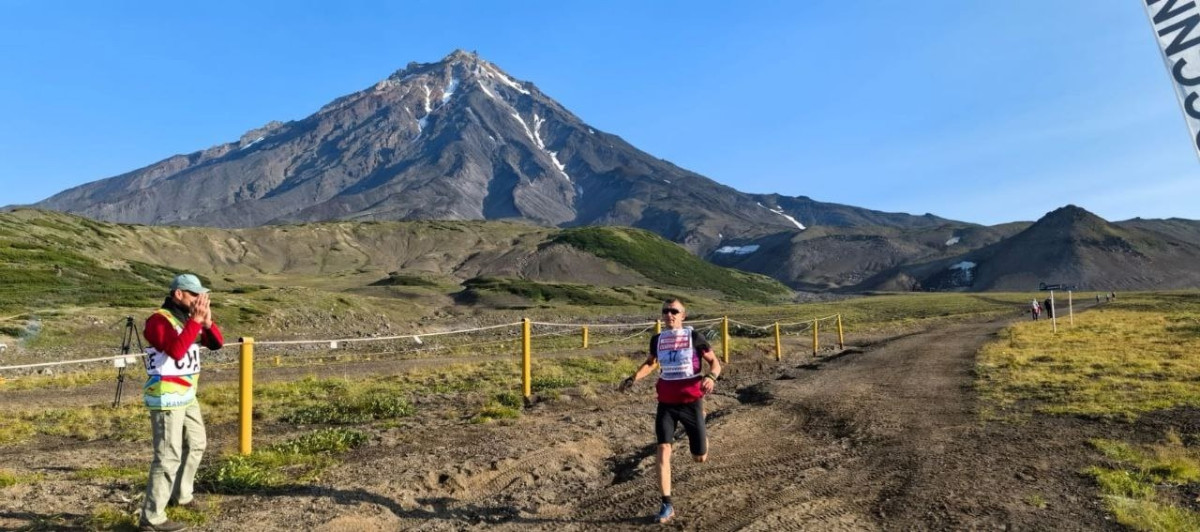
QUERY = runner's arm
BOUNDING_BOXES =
[699,347,721,392]
[620,340,660,390]
[629,353,658,383]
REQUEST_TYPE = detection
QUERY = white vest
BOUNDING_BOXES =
[656,327,697,381]
[144,310,201,377]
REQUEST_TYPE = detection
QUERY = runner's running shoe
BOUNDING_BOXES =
[655,502,674,523]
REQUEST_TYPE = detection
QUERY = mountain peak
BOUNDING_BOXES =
[443,49,481,63]
[31,49,950,280]
[1034,204,1106,230]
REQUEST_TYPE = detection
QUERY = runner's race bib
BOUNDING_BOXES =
[657,327,696,381]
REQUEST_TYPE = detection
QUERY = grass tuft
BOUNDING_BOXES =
[200,428,368,493]
[282,392,413,425]
[86,505,138,530]
[0,403,145,447]
[71,465,144,484]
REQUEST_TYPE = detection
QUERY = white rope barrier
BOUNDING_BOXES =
[727,319,770,330]
[589,324,656,346]
[530,320,656,328]
[252,321,523,346]
[0,313,842,372]
[0,353,139,371]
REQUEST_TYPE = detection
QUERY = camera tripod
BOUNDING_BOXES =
[113,316,143,408]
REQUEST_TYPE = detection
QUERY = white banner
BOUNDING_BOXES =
[1144,0,1200,160]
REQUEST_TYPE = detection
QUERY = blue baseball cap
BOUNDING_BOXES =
[169,273,209,294]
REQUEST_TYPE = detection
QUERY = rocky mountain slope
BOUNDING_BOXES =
[19,52,1200,292]
[859,205,1200,292]
[0,209,790,315]
[30,51,958,257]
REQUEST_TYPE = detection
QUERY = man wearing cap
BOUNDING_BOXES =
[139,274,223,532]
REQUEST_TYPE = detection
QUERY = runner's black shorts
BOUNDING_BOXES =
[655,400,707,456]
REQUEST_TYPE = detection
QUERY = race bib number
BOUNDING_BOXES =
[657,328,696,381]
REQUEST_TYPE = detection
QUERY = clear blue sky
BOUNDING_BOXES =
[0,0,1195,225]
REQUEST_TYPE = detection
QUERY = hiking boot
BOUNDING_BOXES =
[139,519,189,532]
[172,498,199,510]
[655,502,675,524]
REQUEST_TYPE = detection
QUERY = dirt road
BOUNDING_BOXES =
[0,312,1120,530]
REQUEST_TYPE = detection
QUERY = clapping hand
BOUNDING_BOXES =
[190,293,213,328]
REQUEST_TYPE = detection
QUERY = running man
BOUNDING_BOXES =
[619,298,722,524]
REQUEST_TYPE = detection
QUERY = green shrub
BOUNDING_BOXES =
[230,285,268,294]
[473,403,521,423]
[283,393,413,425]
[1087,467,1155,498]
[460,277,630,306]
[265,428,368,455]
[492,391,524,409]
[201,454,280,493]
[200,428,368,493]
[370,273,438,287]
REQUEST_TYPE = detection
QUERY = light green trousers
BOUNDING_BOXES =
[141,402,206,525]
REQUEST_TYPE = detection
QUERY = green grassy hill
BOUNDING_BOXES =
[0,210,793,345]
[552,226,790,302]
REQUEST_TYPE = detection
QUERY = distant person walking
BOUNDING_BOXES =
[1044,298,1054,319]
[619,298,722,524]
[140,274,224,532]
[1031,299,1041,321]
[1096,294,1101,304]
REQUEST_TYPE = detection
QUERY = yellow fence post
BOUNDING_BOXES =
[655,320,662,334]
[812,319,819,357]
[836,314,845,350]
[722,316,730,363]
[582,326,588,349]
[239,337,254,456]
[774,322,782,361]
[522,318,532,399]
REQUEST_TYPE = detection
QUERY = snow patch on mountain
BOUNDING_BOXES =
[417,85,433,133]
[760,204,806,230]
[486,65,530,95]
[477,80,496,99]
[950,261,977,282]
[511,112,536,146]
[715,245,760,255]
[946,236,961,246]
[442,78,459,104]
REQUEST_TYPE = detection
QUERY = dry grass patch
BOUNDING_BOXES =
[978,294,1200,420]
[1087,431,1200,531]
[0,403,145,446]
[978,291,1200,529]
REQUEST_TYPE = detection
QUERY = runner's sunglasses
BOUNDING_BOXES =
[661,308,681,315]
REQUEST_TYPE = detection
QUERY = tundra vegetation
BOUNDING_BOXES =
[979,291,1200,530]
[4,210,1200,528]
